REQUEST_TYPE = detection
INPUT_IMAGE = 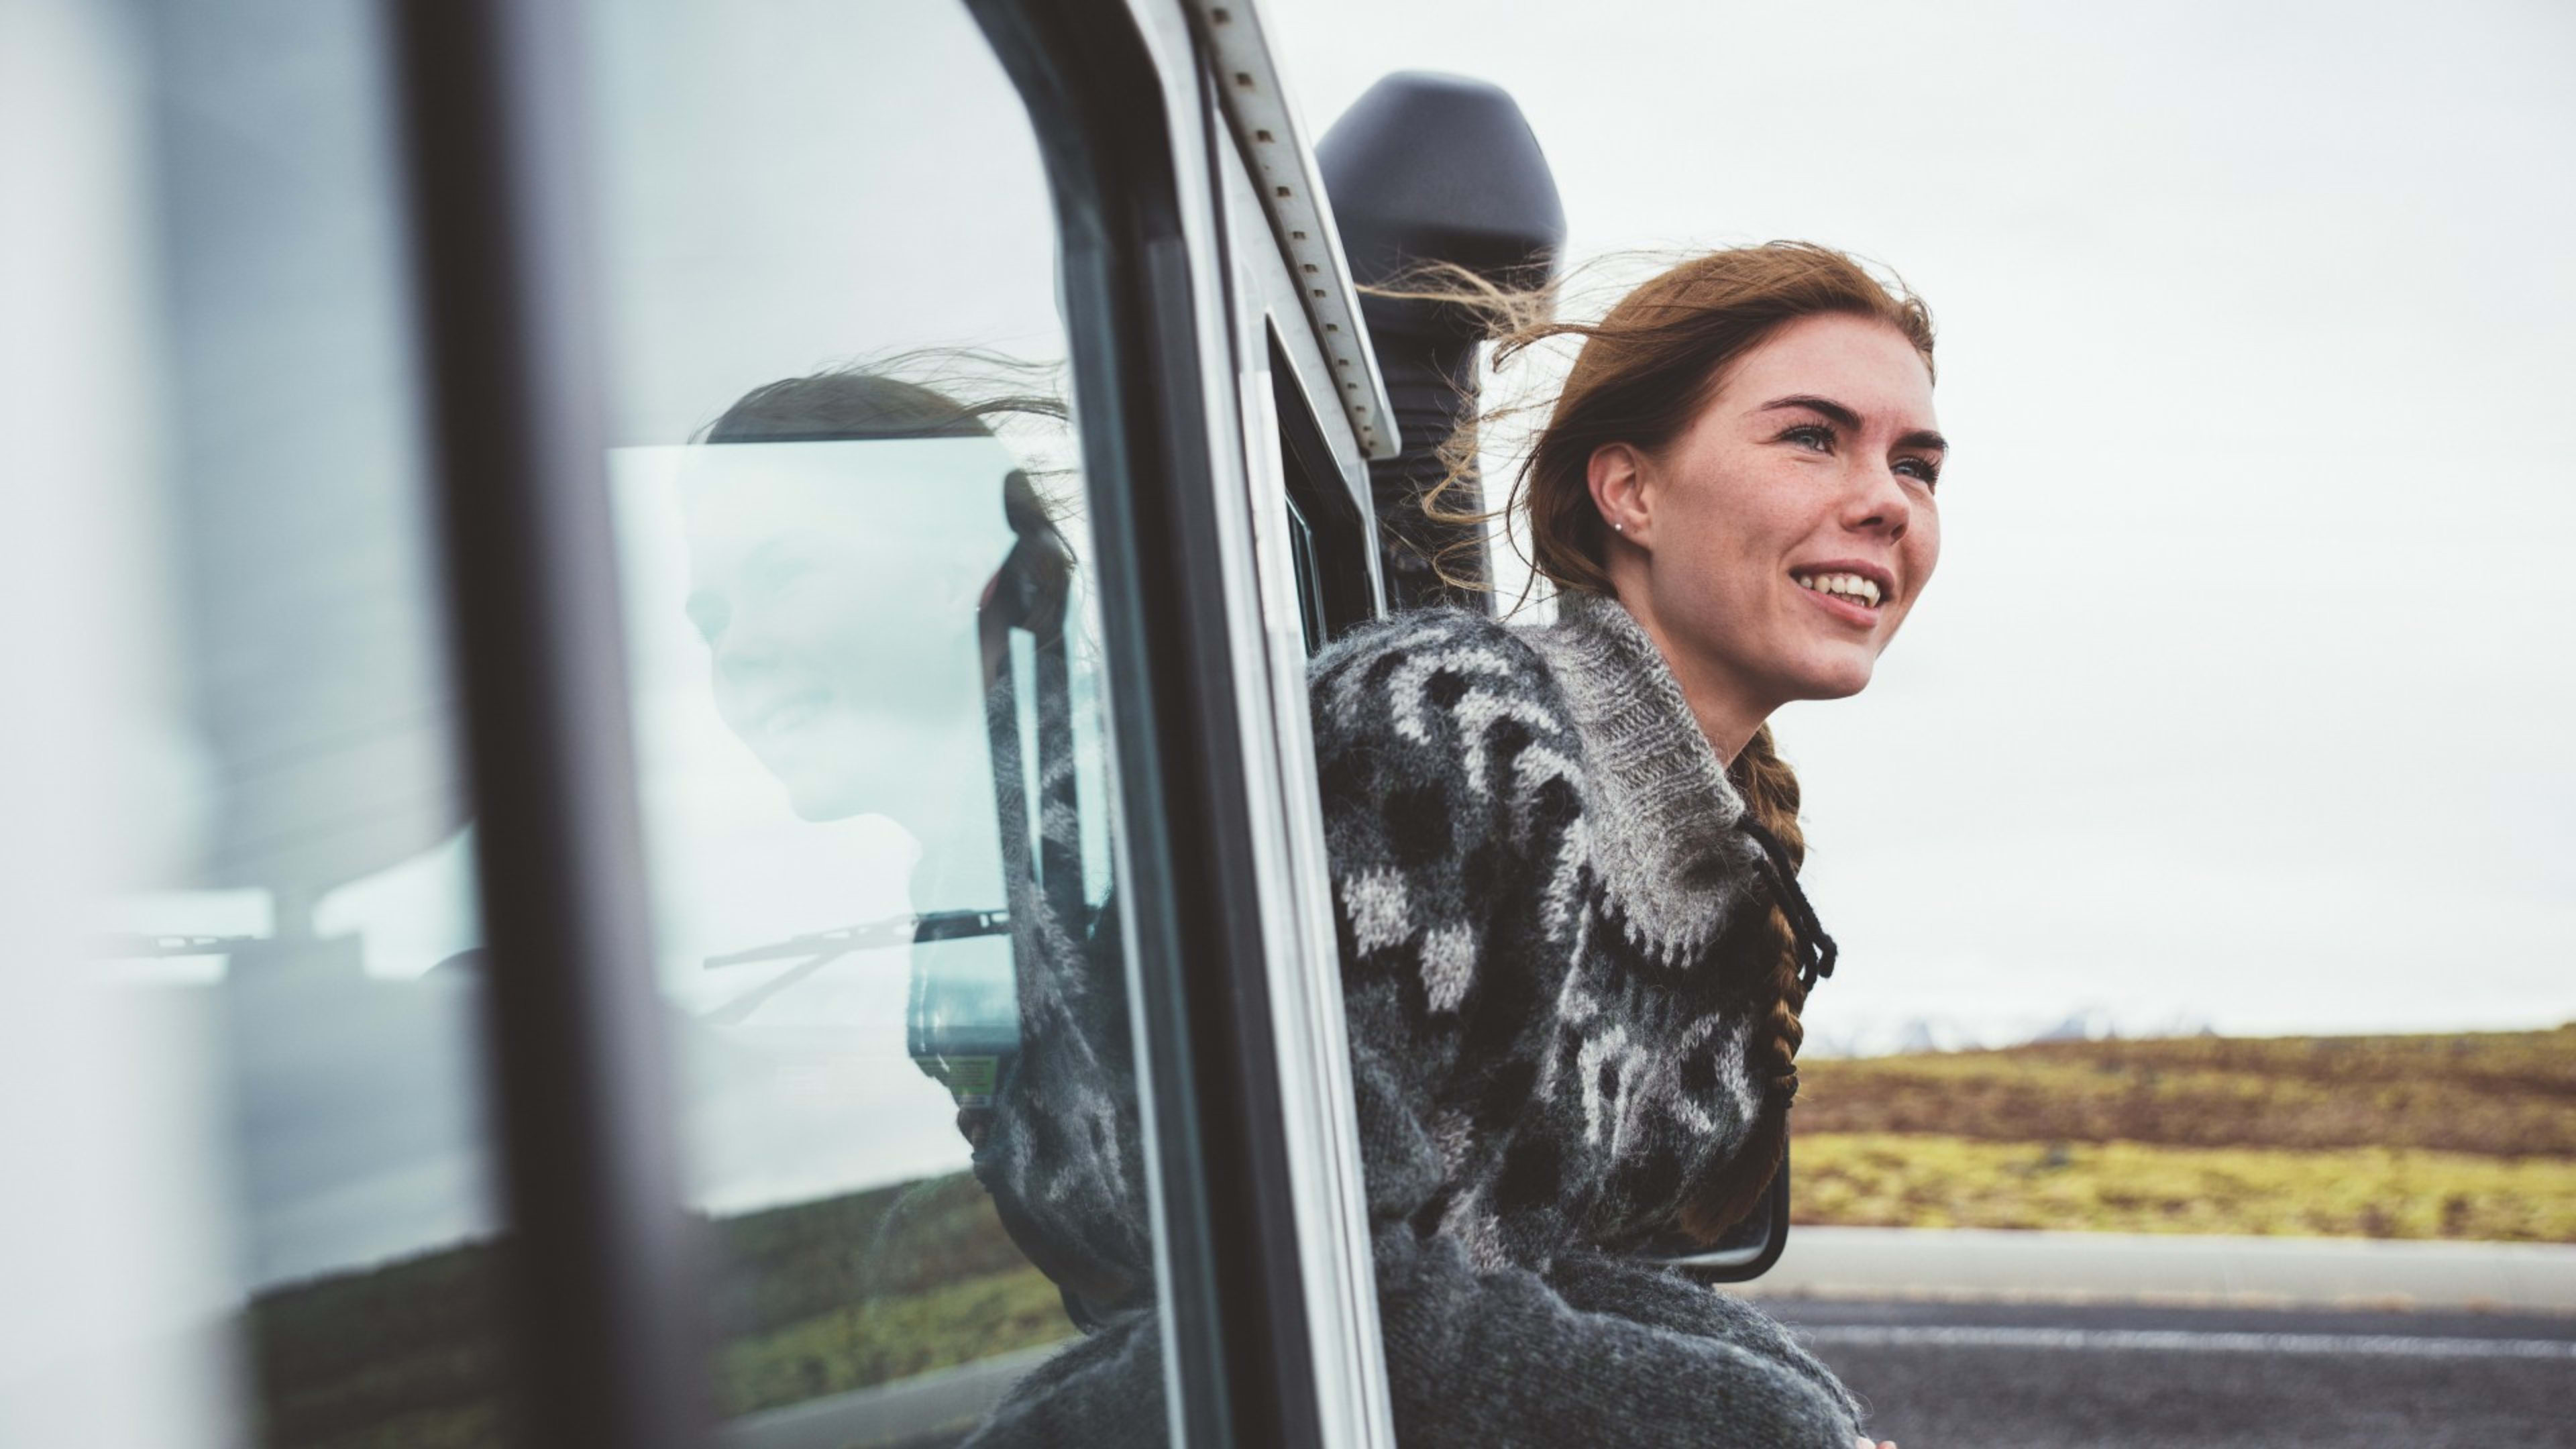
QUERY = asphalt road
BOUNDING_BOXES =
[1773,1299,2576,1449]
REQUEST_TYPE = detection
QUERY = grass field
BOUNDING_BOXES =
[714,1263,1069,1417]
[1793,1133,2576,1239]
[1790,1026,2576,1240]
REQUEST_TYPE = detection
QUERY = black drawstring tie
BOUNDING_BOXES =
[1734,816,1838,993]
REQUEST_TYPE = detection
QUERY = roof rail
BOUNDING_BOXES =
[1185,0,1402,460]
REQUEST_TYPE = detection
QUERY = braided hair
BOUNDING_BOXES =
[1670,722,1811,1242]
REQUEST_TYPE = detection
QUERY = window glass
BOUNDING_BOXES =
[586,2,1170,1442]
[1263,333,1377,652]
[5,2,521,1445]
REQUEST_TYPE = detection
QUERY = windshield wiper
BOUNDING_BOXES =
[698,908,1008,1025]
[703,908,1009,969]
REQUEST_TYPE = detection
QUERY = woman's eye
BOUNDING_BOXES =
[1782,423,1835,452]
[1895,456,1942,488]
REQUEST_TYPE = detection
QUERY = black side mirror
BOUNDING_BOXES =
[1318,71,1564,613]
[1667,1148,1793,1283]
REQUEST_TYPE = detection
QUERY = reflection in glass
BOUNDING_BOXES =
[612,366,1158,1441]
[585,1,1178,1432]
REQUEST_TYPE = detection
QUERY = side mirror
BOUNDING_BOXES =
[1318,71,1564,612]
[1666,1147,1792,1283]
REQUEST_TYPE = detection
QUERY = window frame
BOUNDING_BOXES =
[1208,95,1402,1449]
[1267,325,1384,651]
[964,2,1380,1444]
[388,2,714,1446]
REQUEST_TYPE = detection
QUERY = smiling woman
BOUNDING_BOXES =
[1301,242,1941,1449]
[1422,241,1941,1130]
[930,241,1947,1448]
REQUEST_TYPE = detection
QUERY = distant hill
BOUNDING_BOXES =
[1794,1024,2576,1155]
[1791,1026,2576,1241]
[1803,1006,2220,1058]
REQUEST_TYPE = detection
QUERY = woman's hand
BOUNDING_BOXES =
[1856,1437,1897,1449]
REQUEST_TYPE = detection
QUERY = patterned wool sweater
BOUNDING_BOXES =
[963,591,1868,1448]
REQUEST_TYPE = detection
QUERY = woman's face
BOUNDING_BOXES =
[1601,312,1944,718]
[680,447,994,822]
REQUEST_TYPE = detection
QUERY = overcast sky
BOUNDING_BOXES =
[1274,0,2576,1044]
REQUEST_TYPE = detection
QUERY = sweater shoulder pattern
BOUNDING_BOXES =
[1309,594,1788,1264]
[961,594,1868,1449]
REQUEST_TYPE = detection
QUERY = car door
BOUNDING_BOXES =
[0,1,1397,1446]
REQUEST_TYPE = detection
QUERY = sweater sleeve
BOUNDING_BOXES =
[959,658,1156,1319]
[964,892,1156,1317]
[1311,610,1870,1449]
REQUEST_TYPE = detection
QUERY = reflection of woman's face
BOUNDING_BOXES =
[680,451,990,822]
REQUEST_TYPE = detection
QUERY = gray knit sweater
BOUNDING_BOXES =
[962,591,1868,1448]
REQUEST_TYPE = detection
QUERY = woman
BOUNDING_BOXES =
[969,241,1933,1448]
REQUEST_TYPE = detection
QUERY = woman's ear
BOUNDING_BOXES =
[1587,441,1650,544]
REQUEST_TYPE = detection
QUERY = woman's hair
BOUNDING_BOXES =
[1403,242,1935,1240]
[696,354,1079,543]
[698,353,1067,446]
[1424,242,1934,600]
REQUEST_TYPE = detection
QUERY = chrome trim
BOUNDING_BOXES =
[1130,1,1398,1441]
[1216,140,1399,1449]
[1183,0,1401,461]
[1223,140,1387,616]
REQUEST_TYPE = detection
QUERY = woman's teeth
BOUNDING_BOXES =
[1794,571,1882,607]
[765,694,829,734]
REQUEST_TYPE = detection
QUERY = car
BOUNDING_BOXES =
[5,1,1786,1446]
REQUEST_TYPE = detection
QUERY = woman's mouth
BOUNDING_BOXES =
[757,689,833,740]
[1790,569,1885,627]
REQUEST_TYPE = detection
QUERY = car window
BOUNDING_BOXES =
[584,1,1169,1441]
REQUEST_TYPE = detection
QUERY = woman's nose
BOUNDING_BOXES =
[1843,460,1913,541]
[712,605,786,682]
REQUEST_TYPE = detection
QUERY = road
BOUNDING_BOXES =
[727,1228,2576,1449]
[1774,1298,2576,1449]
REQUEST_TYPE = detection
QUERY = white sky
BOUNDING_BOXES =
[1273,0,2576,1044]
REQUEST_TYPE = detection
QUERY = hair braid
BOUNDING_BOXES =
[1729,723,1811,1079]
[1672,722,1811,1242]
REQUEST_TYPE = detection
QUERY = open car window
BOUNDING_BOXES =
[583,1,1174,1439]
